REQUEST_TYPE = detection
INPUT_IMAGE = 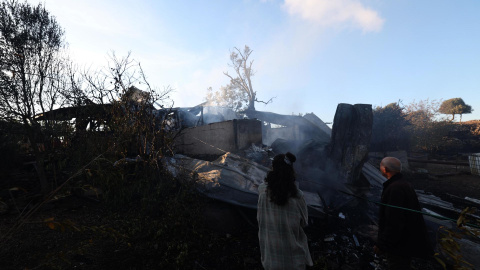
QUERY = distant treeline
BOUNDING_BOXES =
[370,100,480,155]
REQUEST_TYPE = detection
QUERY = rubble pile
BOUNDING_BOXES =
[241,144,273,168]
[309,221,378,270]
[35,99,480,268]
[304,211,444,270]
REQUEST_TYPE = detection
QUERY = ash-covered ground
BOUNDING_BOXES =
[0,160,478,269]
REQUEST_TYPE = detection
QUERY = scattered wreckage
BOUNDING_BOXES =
[163,103,480,268]
[37,90,480,268]
[165,104,380,217]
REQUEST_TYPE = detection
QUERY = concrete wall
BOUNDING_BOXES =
[174,119,262,156]
[236,119,262,151]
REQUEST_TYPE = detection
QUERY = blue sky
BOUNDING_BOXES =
[28,0,480,123]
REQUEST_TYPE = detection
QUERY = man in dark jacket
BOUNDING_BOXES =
[373,157,433,270]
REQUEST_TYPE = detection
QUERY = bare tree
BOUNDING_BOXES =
[78,52,174,158]
[208,45,273,114]
[0,0,70,194]
[80,51,171,105]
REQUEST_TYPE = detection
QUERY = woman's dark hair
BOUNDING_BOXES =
[265,152,298,205]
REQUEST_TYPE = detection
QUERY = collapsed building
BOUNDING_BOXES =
[165,103,380,218]
[163,103,480,268]
[38,91,480,268]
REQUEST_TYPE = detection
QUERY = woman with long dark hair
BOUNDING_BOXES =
[257,152,313,269]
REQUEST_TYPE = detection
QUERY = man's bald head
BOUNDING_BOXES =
[380,157,402,177]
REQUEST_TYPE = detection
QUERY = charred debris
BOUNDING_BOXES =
[35,92,480,269]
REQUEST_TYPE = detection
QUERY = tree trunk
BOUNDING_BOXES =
[248,95,255,111]
[328,103,373,186]
[34,151,49,195]
[26,122,49,195]
[244,95,256,119]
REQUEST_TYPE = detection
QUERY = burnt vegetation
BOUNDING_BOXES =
[1,1,480,270]
[371,99,480,155]
[0,1,261,269]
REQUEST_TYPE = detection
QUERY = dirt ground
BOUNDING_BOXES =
[0,161,479,270]
[408,163,480,199]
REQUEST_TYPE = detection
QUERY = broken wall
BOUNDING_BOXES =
[303,113,332,137]
[263,125,305,146]
[247,111,330,147]
[174,119,262,156]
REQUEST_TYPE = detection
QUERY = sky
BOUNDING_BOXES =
[26,0,480,123]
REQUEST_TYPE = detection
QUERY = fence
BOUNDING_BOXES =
[469,153,480,176]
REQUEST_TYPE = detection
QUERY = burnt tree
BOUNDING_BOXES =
[207,46,274,115]
[329,103,373,186]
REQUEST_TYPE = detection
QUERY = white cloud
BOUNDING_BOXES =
[283,0,384,32]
